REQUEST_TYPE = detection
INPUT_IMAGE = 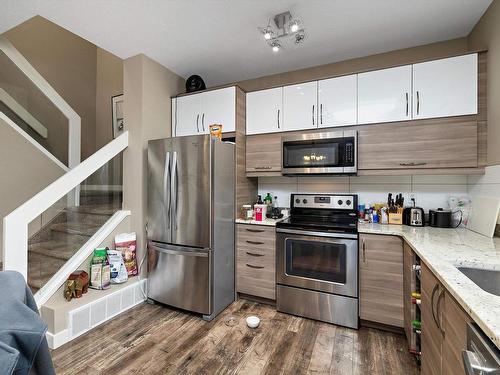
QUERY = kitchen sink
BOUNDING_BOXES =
[457,267,500,297]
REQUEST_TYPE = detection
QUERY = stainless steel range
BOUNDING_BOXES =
[276,193,359,329]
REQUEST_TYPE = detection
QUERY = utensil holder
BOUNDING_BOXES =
[388,208,403,225]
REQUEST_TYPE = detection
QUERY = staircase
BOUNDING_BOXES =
[27,190,121,293]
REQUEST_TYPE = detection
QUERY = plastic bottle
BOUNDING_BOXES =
[264,193,273,206]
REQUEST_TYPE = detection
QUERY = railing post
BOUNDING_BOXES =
[3,215,28,280]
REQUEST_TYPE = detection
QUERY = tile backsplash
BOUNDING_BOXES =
[258,174,469,211]
[258,166,500,222]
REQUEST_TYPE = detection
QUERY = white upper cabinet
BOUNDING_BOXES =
[358,65,412,124]
[283,81,318,131]
[201,87,236,133]
[246,87,283,135]
[412,54,478,119]
[172,86,236,137]
[318,75,357,127]
[174,93,202,137]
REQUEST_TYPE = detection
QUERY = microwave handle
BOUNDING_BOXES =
[312,105,315,126]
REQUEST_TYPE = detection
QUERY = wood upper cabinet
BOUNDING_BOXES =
[358,65,412,124]
[283,81,318,131]
[358,120,478,170]
[201,87,236,133]
[413,54,478,120]
[359,234,404,327]
[236,224,276,300]
[246,87,283,135]
[172,86,236,137]
[318,75,357,128]
[246,133,282,174]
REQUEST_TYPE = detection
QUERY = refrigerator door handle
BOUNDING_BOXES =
[150,244,209,257]
[171,151,178,231]
[163,151,171,229]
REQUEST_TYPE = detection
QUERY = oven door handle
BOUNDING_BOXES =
[276,228,357,239]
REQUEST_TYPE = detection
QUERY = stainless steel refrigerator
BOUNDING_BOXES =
[147,135,235,320]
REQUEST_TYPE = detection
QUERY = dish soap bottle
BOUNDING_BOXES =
[264,193,273,207]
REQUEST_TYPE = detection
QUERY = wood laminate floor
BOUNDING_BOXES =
[52,299,420,375]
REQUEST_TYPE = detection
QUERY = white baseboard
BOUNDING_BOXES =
[46,278,147,349]
[46,329,69,349]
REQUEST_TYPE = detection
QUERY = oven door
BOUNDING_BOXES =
[276,229,358,297]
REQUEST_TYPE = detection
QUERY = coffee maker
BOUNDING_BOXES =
[403,198,425,227]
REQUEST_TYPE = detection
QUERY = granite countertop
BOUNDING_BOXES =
[235,217,286,226]
[358,222,500,349]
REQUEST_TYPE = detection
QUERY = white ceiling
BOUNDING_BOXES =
[0,0,492,87]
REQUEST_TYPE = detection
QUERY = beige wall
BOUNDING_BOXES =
[96,48,124,150]
[5,16,97,160]
[0,117,65,259]
[3,16,124,161]
[122,54,184,275]
[469,1,500,166]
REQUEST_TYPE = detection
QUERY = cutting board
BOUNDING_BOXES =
[467,196,500,237]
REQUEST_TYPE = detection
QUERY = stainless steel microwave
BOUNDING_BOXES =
[282,130,357,175]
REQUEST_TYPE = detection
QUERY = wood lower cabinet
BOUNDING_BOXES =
[403,242,417,348]
[359,234,404,327]
[442,291,473,375]
[246,133,282,176]
[421,263,444,375]
[421,262,473,375]
[236,224,276,300]
[358,120,478,171]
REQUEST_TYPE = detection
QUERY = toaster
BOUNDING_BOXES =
[403,207,425,227]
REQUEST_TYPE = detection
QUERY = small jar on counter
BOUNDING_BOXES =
[240,205,253,220]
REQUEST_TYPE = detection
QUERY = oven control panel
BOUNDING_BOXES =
[291,194,356,210]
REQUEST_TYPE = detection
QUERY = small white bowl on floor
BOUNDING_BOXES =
[246,316,260,328]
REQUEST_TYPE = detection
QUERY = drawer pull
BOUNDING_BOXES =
[254,166,272,170]
[246,251,264,257]
[246,264,264,269]
[245,229,264,233]
[246,240,264,245]
[399,162,427,167]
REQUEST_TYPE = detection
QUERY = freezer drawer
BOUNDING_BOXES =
[147,242,211,315]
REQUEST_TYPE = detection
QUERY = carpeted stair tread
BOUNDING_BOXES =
[29,238,89,261]
[65,204,119,216]
[50,222,101,237]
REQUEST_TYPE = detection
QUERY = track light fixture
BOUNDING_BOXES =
[258,11,306,52]
[271,39,281,52]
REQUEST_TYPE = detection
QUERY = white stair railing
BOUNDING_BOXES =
[2,131,129,280]
[0,36,81,170]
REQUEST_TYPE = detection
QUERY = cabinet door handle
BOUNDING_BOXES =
[436,289,446,336]
[312,105,315,126]
[416,91,420,115]
[405,92,409,117]
[399,162,427,167]
[277,109,280,129]
[362,238,366,263]
[431,283,440,329]
[202,113,205,132]
[196,114,200,133]
[246,251,264,257]
[246,240,264,245]
[320,104,323,124]
[246,264,264,269]
[245,228,264,233]
[254,166,272,170]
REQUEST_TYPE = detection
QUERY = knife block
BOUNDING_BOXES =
[388,208,403,225]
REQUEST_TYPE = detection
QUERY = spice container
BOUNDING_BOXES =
[240,204,253,220]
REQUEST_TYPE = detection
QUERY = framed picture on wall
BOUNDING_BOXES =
[112,94,124,139]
